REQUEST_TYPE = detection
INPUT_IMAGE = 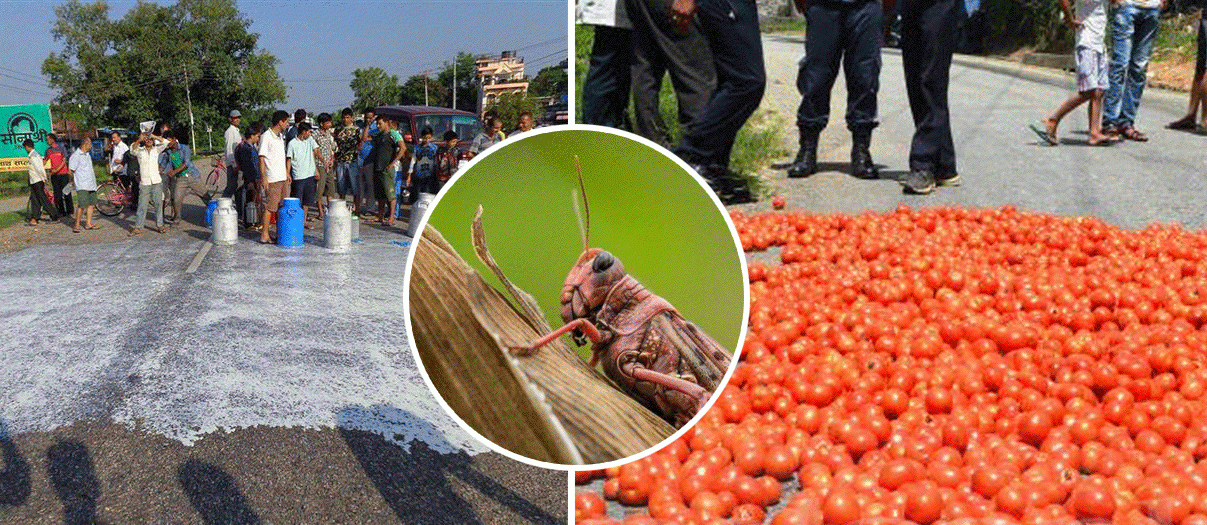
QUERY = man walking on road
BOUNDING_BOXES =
[165,132,212,224]
[670,0,764,204]
[130,133,170,236]
[259,111,291,244]
[1102,0,1163,142]
[787,0,883,179]
[69,137,99,233]
[25,139,59,226]
[891,0,964,194]
[223,110,242,199]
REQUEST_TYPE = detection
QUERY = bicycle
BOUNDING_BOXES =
[205,154,226,192]
[94,174,135,217]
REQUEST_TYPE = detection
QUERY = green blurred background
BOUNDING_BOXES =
[424,129,746,362]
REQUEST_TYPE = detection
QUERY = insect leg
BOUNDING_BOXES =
[509,318,604,356]
[629,368,711,412]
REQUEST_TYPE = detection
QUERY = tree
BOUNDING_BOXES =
[529,65,567,98]
[400,74,443,106]
[350,67,402,112]
[434,52,480,112]
[42,0,286,147]
[487,92,543,131]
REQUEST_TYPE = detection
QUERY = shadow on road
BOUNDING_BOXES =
[177,460,261,525]
[46,440,100,525]
[338,405,560,525]
[0,417,30,506]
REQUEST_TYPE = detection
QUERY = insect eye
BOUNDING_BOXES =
[592,251,614,273]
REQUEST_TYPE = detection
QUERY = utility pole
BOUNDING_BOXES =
[453,59,457,111]
[185,69,196,148]
[424,73,429,106]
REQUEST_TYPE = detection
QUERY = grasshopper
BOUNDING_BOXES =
[510,158,733,427]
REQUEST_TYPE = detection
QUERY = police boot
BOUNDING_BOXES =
[851,130,878,179]
[787,131,818,178]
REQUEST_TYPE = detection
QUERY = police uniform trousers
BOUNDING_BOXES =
[899,0,964,175]
[675,0,766,168]
[627,0,716,147]
[582,25,635,129]
[796,0,883,135]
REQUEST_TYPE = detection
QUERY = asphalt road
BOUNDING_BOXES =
[0,225,566,523]
[743,35,1207,230]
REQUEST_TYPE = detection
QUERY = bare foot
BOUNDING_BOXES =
[1044,118,1059,143]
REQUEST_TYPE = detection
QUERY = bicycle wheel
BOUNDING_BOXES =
[95,181,122,216]
[206,165,222,191]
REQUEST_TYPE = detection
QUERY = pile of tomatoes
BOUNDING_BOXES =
[575,206,1207,525]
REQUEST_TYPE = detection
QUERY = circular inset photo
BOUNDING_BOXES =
[403,126,748,468]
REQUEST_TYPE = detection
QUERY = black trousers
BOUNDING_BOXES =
[408,176,438,204]
[29,181,58,221]
[222,163,240,198]
[581,25,635,129]
[50,174,74,216]
[675,0,766,168]
[628,0,716,147]
[900,0,963,174]
[797,0,883,134]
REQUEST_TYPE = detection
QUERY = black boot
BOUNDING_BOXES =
[851,130,878,179]
[787,131,818,178]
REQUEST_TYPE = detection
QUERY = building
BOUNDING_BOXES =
[476,51,528,113]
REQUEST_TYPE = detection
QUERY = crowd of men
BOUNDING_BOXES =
[25,105,538,242]
[580,0,1207,201]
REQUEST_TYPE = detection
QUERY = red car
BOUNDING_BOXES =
[373,105,483,157]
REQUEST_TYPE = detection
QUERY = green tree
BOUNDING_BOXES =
[400,74,444,106]
[434,52,481,112]
[487,92,543,131]
[528,65,567,98]
[42,0,286,147]
[350,67,402,112]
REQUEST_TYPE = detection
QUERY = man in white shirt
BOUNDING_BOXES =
[223,110,242,199]
[69,139,99,233]
[108,131,129,179]
[130,134,170,235]
[258,110,290,243]
[24,139,59,225]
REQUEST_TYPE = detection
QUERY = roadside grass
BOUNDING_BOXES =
[0,210,27,229]
[760,17,807,34]
[575,24,788,198]
[1153,11,1201,63]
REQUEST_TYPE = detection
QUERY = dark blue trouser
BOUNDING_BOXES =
[581,25,634,129]
[628,0,716,147]
[675,0,766,169]
[900,0,963,174]
[797,0,883,134]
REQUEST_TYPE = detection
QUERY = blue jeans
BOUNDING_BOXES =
[335,162,358,198]
[1103,4,1160,128]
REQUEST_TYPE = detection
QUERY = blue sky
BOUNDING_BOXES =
[0,0,568,117]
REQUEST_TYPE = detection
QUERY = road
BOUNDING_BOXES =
[743,35,1207,230]
[0,225,565,524]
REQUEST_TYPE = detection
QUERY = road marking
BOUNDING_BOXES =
[186,241,212,274]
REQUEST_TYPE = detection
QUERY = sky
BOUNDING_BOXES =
[0,0,568,119]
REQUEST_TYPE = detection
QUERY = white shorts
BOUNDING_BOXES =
[1076,46,1108,93]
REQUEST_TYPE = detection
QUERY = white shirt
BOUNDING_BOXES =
[27,150,47,184]
[70,148,97,191]
[110,140,129,176]
[579,0,630,28]
[134,138,168,186]
[1125,0,1161,8]
[259,127,288,183]
[1076,0,1108,52]
[224,124,241,165]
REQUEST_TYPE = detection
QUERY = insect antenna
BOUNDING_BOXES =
[573,155,589,251]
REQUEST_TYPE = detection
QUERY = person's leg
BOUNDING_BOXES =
[662,9,718,139]
[74,200,82,232]
[843,0,884,177]
[1047,91,1092,133]
[1103,4,1135,131]
[629,0,673,146]
[1119,7,1159,132]
[223,164,238,198]
[152,183,165,231]
[676,0,766,168]
[173,177,187,223]
[788,1,843,177]
[28,183,41,223]
[582,24,635,128]
[134,183,150,231]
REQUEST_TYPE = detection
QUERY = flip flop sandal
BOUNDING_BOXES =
[1122,127,1148,142]
[1028,123,1058,146]
[128,229,142,236]
[156,226,168,233]
[73,227,80,233]
[85,225,100,230]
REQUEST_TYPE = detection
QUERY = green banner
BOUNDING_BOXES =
[0,104,53,172]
